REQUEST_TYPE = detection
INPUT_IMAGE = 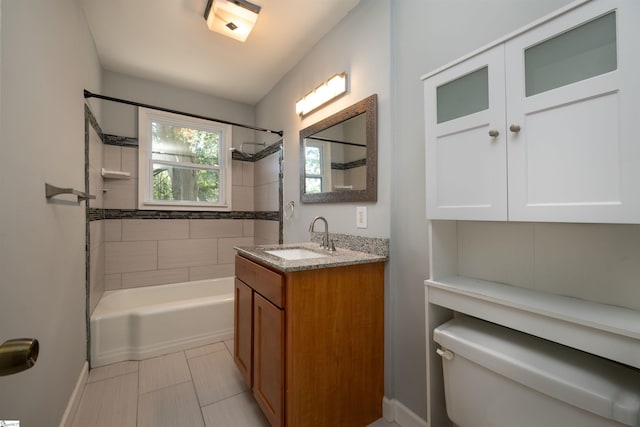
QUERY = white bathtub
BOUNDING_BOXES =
[90,277,234,368]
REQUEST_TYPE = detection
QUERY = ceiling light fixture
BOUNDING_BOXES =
[203,0,261,42]
[295,73,348,117]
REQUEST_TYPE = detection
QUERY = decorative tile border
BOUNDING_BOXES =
[232,140,282,162]
[278,148,284,244]
[104,134,138,147]
[103,133,283,165]
[310,232,389,257]
[89,208,279,221]
[86,105,104,140]
[331,158,366,170]
[253,140,283,161]
[84,103,102,365]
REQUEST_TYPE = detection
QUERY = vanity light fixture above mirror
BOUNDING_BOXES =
[296,73,348,117]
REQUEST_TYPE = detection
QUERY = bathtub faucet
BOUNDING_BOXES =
[308,216,335,252]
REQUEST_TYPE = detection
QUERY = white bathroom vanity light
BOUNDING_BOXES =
[295,73,348,117]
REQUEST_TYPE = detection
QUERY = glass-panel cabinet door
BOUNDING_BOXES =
[436,67,489,124]
[506,0,640,223]
[425,44,507,221]
[524,11,617,97]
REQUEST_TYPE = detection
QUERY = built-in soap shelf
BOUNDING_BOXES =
[426,277,640,370]
[101,168,131,180]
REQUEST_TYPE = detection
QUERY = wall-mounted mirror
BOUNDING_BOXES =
[300,94,377,203]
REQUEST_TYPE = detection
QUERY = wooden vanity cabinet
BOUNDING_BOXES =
[234,278,253,387]
[234,254,384,427]
[235,255,285,427]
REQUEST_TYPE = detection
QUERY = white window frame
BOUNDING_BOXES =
[138,108,232,211]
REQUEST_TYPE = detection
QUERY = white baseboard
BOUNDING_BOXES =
[383,397,428,427]
[59,361,88,427]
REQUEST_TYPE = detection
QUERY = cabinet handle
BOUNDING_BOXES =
[488,130,500,137]
[509,124,521,133]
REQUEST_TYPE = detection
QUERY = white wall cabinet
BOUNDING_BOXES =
[424,0,640,223]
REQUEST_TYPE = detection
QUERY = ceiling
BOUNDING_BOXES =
[79,0,361,105]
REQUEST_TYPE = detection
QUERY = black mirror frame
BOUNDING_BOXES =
[299,94,377,204]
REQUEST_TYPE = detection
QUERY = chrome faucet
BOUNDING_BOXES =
[309,216,335,251]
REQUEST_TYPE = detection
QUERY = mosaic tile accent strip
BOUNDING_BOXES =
[310,232,389,257]
[85,103,103,365]
[88,208,104,221]
[232,140,282,162]
[86,104,104,140]
[331,158,367,170]
[278,148,284,244]
[104,134,138,147]
[88,208,279,221]
[102,133,282,164]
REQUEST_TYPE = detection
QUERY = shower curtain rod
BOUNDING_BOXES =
[84,90,284,137]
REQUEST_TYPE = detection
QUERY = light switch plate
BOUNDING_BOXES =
[356,206,367,228]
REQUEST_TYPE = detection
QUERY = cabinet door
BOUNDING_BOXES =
[253,293,284,427]
[234,279,253,388]
[425,45,507,220]
[505,0,640,223]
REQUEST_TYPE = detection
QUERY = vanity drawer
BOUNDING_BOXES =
[235,255,284,308]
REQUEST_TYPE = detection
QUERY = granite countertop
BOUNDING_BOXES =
[234,242,388,272]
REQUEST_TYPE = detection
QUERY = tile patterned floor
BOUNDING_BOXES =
[71,340,398,427]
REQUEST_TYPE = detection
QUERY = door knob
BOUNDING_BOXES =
[0,338,39,376]
[488,130,500,137]
[509,124,521,133]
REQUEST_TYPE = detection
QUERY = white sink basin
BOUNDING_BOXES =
[265,248,328,261]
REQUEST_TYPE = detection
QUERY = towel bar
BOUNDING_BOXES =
[45,183,96,202]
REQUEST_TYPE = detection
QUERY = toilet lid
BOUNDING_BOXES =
[434,316,640,427]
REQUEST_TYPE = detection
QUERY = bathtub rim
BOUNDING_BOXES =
[90,276,235,368]
[91,276,234,319]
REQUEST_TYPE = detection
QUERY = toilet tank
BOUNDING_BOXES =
[433,316,640,427]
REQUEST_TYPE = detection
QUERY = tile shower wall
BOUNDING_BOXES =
[104,219,254,290]
[86,109,281,313]
[102,144,137,209]
[86,106,282,308]
[101,147,256,212]
[232,160,255,211]
[92,146,275,291]
[254,152,281,245]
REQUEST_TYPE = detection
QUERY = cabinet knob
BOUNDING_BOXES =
[488,130,500,137]
[509,124,521,133]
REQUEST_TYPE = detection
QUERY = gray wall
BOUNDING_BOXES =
[256,0,392,241]
[390,0,575,420]
[0,0,102,424]
[101,70,258,145]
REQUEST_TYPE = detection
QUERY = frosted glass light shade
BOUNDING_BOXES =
[205,0,261,43]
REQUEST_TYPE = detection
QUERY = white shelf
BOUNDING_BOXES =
[101,168,131,180]
[426,276,640,369]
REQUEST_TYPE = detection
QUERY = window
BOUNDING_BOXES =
[138,108,232,210]
[304,140,331,194]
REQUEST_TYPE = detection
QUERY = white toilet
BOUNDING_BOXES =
[433,316,640,427]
